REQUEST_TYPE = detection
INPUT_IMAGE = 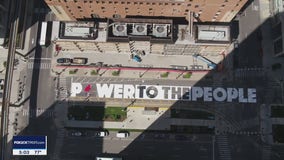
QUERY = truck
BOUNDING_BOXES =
[39,22,47,46]
[72,57,88,64]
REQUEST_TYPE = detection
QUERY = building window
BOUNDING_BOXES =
[274,38,283,54]
[101,7,105,9]
[195,5,199,8]
[77,6,81,9]
[187,4,191,6]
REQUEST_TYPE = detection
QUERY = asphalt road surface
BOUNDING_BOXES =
[61,130,213,160]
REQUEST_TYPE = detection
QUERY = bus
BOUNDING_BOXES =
[39,22,47,46]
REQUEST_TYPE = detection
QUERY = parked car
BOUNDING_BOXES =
[116,131,130,138]
[114,64,122,67]
[71,131,86,137]
[94,130,109,137]
[175,135,187,141]
[72,57,88,64]
[132,55,142,62]
[154,134,169,140]
[90,62,103,67]
[57,58,71,64]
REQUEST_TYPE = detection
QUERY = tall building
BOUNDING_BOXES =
[0,0,9,45]
[270,0,284,56]
[45,0,248,22]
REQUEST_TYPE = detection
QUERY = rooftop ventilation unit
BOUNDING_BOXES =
[132,24,147,36]
[113,23,127,36]
[153,24,169,37]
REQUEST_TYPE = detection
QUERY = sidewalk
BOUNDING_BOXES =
[54,65,209,81]
[65,107,215,130]
[260,104,273,144]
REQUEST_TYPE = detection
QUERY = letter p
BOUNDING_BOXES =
[71,83,82,97]
[227,88,238,102]
[192,87,203,101]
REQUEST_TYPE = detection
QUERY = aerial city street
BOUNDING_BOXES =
[0,0,284,160]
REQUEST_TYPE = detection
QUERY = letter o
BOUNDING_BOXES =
[213,88,227,102]
[146,86,158,98]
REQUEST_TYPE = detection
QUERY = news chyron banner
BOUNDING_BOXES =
[13,136,47,155]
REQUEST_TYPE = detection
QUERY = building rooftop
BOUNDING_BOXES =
[107,18,174,44]
[195,24,231,43]
[59,21,97,40]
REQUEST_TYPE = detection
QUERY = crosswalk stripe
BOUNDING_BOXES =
[27,62,51,69]
[217,135,232,160]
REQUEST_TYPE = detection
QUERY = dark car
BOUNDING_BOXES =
[70,131,87,137]
[175,135,187,141]
[90,62,103,67]
[114,64,122,67]
[57,58,71,64]
[154,134,169,140]
[132,55,142,62]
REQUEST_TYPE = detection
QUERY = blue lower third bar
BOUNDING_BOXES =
[12,136,47,155]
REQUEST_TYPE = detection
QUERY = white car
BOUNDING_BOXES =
[116,131,130,138]
[95,131,109,137]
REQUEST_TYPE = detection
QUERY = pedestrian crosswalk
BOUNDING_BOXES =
[27,62,51,69]
[216,135,232,160]
[234,67,264,79]
[58,77,68,100]
[261,145,271,160]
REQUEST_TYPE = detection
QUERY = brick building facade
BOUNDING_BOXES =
[45,0,248,22]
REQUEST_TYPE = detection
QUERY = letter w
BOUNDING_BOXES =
[96,84,114,98]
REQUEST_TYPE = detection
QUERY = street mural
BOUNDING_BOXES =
[71,83,257,103]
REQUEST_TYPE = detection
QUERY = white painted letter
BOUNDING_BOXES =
[227,88,238,102]
[123,85,135,99]
[96,84,114,98]
[213,88,227,102]
[247,88,257,103]
[192,87,203,101]
[114,84,123,98]
[71,83,82,97]
[238,88,248,103]
[203,87,213,102]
